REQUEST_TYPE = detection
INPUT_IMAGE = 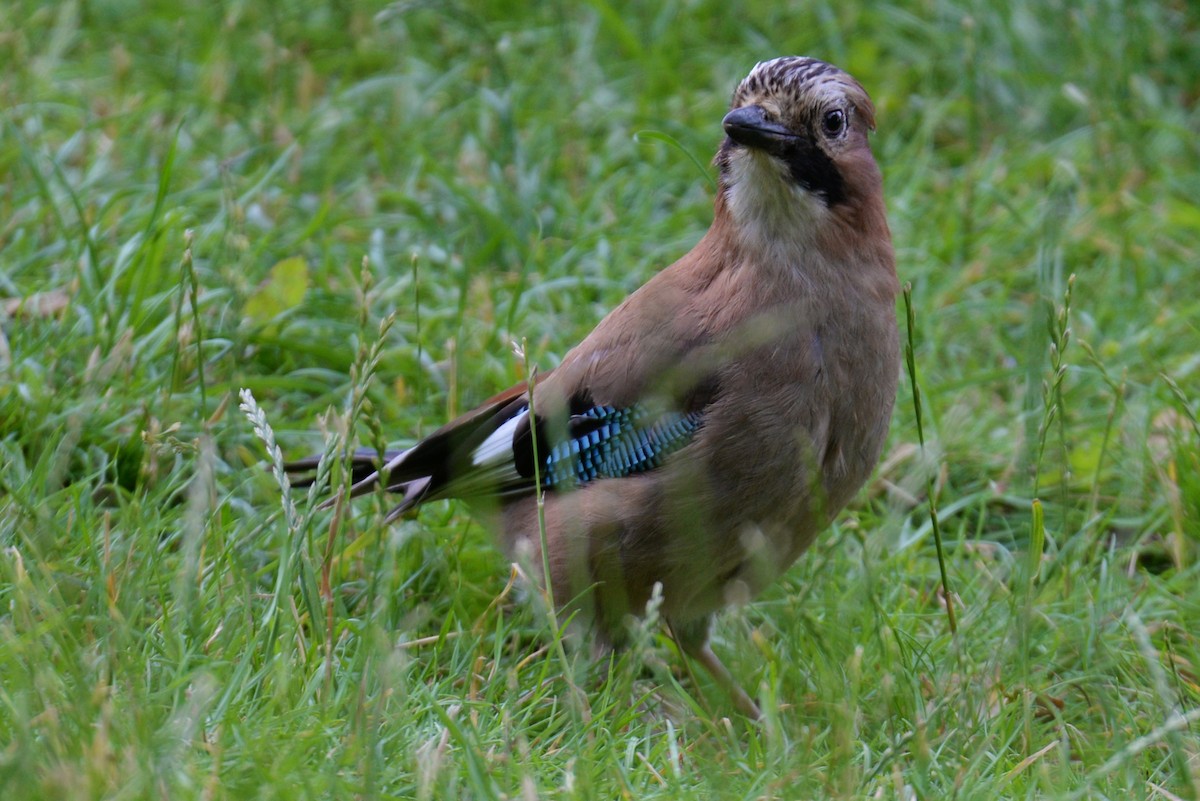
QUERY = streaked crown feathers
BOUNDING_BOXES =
[731,56,876,134]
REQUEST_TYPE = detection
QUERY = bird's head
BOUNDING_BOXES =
[716,57,884,251]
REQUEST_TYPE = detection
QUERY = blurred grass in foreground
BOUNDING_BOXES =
[1,0,1198,798]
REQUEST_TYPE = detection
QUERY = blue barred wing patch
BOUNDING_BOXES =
[541,405,702,488]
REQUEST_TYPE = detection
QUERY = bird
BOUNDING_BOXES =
[286,56,899,719]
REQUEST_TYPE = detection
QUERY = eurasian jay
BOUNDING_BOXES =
[288,56,899,719]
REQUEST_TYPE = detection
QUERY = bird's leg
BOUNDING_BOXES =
[669,617,761,720]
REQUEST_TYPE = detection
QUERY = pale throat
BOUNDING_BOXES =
[723,151,832,269]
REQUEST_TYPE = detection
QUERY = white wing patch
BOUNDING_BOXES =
[471,408,526,467]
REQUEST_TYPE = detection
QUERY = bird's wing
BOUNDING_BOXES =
[343,390,704,523]
[285,343,714,523]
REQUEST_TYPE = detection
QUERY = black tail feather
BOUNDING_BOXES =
[283,448,432,520]
[282,448,405,488]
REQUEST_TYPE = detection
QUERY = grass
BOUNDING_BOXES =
[1,0,1198,797]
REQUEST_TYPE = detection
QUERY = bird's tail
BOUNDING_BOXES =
[283,448,401,488]
[283,448,434,521]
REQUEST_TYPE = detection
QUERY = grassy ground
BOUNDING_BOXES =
[2,0,1198,798]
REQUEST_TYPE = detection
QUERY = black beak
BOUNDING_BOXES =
[722,105,799,150]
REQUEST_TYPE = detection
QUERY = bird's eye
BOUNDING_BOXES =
[821,108,846,137]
